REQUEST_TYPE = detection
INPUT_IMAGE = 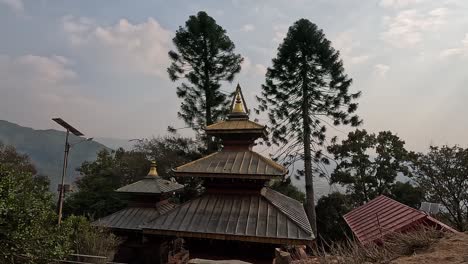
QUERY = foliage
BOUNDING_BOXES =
[135,135,205,202]
[328,129,412,205]
[389,181,424,209]
[167,11,243,148]
[64,215,121,263]
[64,149,138,218]
[256,19,361,233]
[269,177,305,203]
[315,192,353,244]
[0,141,37,174]
[0,162,71,263]
[411,145,468,231]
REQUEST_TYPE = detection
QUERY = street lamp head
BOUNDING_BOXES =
[86,137,93,141]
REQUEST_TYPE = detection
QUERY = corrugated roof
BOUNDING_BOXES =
[343,195,427,244]
[142,188,314,244]
[174,151,287,179]
[93,203,175,231]
[116,177,184,194]
[205,120,265,132]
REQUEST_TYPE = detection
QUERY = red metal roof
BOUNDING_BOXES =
[343,195,428,244]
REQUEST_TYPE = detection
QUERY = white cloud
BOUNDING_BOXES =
[0,55,76,85]
[62,16,172,78]
[241,56,266,76]
[379,0,422,9]
[440,33,468,58]
[374,64,390,77]
[382,8,448,48]
[0,0,23,12]
[241,24,255,32]
[0,54,105,129]
[272,24,288,43]
[253,64,267,76]
[332,31,371,66]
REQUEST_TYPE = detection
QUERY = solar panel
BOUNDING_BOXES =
[420,202,440,215]
[52,118,84,136]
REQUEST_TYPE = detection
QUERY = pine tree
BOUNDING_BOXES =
[168,11,243,150]
[256,19,361,234]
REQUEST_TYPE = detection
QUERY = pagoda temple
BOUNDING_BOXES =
[95,161,184,263]
[142,85,314,261]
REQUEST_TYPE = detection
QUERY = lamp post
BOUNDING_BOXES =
[52,118,91,225]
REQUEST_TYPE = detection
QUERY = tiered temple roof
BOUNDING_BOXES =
[143,85,314,245]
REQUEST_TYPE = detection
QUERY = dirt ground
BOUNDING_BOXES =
[391,232,468,264]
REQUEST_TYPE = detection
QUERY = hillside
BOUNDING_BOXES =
[391,232,468,264]
[0,120,109,190]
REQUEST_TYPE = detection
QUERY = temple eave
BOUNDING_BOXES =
[142,229,313,245]
[173,171,283,179]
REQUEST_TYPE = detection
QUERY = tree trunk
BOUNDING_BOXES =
[202,34,215,152]
[301,71,317,236]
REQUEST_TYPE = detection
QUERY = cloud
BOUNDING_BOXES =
[382,8,448,48]
[0,0,23,12]
[0,54,76,86]
[332,31,371,66]
[379,0,422,9]
[272,24,288,43]
[241,56,267,77]
[0,54,107,131]
[440,33,468,58]
[241,24,255,32]
[374,64,390,77]
[62,16,172,78]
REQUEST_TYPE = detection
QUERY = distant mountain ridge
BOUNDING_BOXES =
[0,120,110,190]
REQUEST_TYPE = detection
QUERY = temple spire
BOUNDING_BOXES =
[229,84,248,119]
[147,161,159,177]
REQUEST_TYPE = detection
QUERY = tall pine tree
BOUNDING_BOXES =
[168,11,243,150]
[256,19,361,234]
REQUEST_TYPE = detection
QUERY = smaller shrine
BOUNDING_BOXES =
[95,161,184,263]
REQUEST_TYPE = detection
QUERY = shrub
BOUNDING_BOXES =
[64,215,121,263]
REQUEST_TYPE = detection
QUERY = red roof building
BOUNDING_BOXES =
[343,195,458,244]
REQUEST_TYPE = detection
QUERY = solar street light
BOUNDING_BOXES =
[52,118,91,225]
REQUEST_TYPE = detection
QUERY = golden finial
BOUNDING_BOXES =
[232,94,244,113]
[231,84,247,114]
[147,161,158,177]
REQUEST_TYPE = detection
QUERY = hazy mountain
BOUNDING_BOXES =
[0,120,109,191]
[94,137,134,151]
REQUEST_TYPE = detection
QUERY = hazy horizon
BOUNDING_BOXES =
[1,0,468,154]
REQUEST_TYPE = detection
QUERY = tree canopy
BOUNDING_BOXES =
[168,11,243,149]
[328,129,414,206]
[0,146,71,263]
[256,19,361,234]
[411,145,468,231]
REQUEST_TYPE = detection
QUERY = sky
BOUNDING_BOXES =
[1,0,468,153]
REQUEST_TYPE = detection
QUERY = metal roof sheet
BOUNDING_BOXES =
[205,120,265,132]
[142,188,314,244]
[343,195,427,244]
[93,203,175,231]
[174,151,287,178]
[116,177,184,194]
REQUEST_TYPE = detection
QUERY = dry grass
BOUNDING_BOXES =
[298,228,447,264]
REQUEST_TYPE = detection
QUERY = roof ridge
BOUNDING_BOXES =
[261,188,313,236]
[174,151,219,171]
[344,195,424,219]
[116,178,161,193]
[250,150,287,174]
[141,196,204,229]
